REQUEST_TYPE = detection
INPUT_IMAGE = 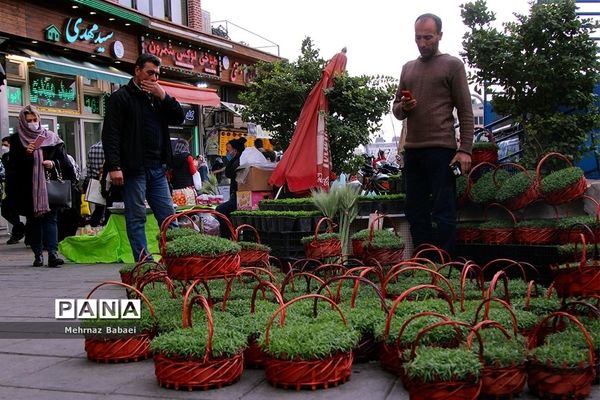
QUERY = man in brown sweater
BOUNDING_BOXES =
[392,13,474,257]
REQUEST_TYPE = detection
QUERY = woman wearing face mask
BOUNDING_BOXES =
[6,105,75,267]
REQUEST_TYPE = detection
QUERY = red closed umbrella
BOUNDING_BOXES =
[269,48,347,193]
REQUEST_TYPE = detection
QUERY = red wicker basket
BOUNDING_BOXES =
[552,233,600,298]
[527,312,596,400]
[467,320,526,399]
[153,288,244,390]
[304,217,342,259]
[403,320,482,400]
[471,133,498,167]
[480,203,516,245]
[494,162,539,210]
[361,214,404,266]
[456,213,481,244]
[536,152,587,205]
[380,285,456,375]
[235,224,270,267]
[557,196,600,244]
[263,294,354,390]
[159,209,240,280]
[84,281,156,363]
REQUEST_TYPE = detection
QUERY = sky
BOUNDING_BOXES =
[201,0,534,140]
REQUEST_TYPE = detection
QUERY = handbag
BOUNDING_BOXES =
[85,178,106,205]
[46,164,72,208]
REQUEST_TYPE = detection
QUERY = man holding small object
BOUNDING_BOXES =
[392,13,474,256]
[102,54,184,261]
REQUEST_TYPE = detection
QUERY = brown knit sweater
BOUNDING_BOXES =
[392,52,474,155]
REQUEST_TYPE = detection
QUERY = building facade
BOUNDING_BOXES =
[0,0,279,170]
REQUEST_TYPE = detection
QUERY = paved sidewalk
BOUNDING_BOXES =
[0,238,598,399]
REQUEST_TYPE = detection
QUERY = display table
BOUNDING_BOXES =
[59,212,160,264]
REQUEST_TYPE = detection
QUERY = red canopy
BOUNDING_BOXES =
[269,49,347,193]
[159,80,221,107]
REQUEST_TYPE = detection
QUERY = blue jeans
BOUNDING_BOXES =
[404,148,457,256]
[26,208,58,255]
[122,166,174,261]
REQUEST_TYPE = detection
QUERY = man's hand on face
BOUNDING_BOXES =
[140,80,166,101]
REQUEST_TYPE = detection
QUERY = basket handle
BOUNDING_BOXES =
[85,281,156,321]
[535,152,573,184]
[409,320,478,361]
[181,292,213,363]
[312,263,347,278]
[411,244,451,264]
[344,266,384,287]
[383,284,455,339]
[367,214,399,244]
[250,281,284,315]
[396,311,451,349]
[291,258,322,272]
[528,311,595,366]
[382,265,456,301]
[459,262,484,312]
[524,280,539,311]
[486,270,511,304]
[483,202,517,226]
[264,294,347,349]
[313,217,336,242]
[492,162,529,188]
[242,266,276,283]
[130,260,165,286]
[280,271,332,300]
[316,275,388,313]
[221,269,264,311]
[466,320,512,361]
[234,224,262,244]
[560,300,600,319]
[136,271,176,299]
[473,297,519,336]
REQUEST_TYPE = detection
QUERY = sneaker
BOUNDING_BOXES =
[48,252,64,268]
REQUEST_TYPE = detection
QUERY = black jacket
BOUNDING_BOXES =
[225,154,241,194]
[6,134,76,216]
[170,153,194,190]
[101,79,184,174]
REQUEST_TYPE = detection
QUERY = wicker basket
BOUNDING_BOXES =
[467,320,526,399]
[472,134,499,166]
[527,312,596,400]
[153,289,244,390]
[303,217,342,260]
[552,233,600,298]
[263,294,354,389]
[235,224,270,267]
[160,209,240,280]
[536,152,587,205]
[403,320,482,400]
[361,214,404,266]
[84,281,156,363]
[495,162,539,210]
[480,203,516,245]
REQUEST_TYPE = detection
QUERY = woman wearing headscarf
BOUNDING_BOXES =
[216,137,246,238]
[6,105,75,267]
[169,138,197,190]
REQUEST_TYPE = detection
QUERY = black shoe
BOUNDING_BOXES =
[48,252,64,268]
[32,254,43,267]
[7,237,21,245]
[7,230,25,244]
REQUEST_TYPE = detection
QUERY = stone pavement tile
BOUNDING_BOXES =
[5,357,154,393]
[0,386,99,400]
[115,363,265,400]
[0,353,68,382]
[242,362,401,400]
[0,339,86,358]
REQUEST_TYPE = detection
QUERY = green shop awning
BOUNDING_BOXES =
[23,49,131,85]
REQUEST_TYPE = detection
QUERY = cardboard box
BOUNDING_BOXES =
[237,190,273,211]
[237,166,274,191]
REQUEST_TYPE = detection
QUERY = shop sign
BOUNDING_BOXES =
[220,55,256,85]
[84,95,101,114]
[181,104,197,126]
[141,37,220,78]
[43,16,125,58]
[29,71,78,111]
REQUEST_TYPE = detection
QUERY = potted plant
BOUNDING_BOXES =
[551,233,600,298]
[402,320,482,400]
[151,285,247,390]
[162,234,241,280]
[83,282,157,363]
[261,294,360,389]
[479,203,516,245]
[556,216,600,244]
[536,152,587,205]
[354,215,405,265]
[471,133,499,165]
[514,218,556,245]
[495,166,538,210]
[470,168,510,205]
[301,217,342,260]
[234,224,270,267]
[527,312,596,400]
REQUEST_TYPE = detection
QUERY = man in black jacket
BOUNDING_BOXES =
[102,54,184,261]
